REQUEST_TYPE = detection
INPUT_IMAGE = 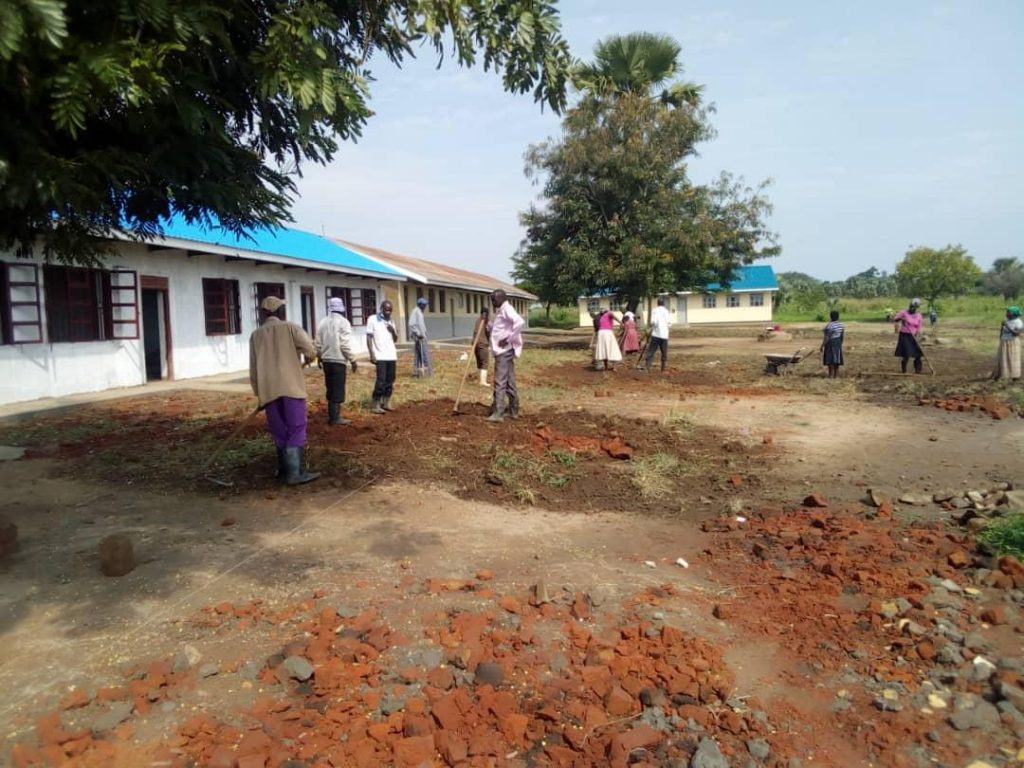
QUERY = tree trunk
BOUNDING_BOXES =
[545,302,551,321]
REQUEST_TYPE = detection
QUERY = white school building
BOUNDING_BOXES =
[0,216,532,407]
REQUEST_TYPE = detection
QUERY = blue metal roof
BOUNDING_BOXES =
[704,265,778,292]
[155,213,404,278]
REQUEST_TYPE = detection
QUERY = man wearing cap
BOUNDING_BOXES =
[408,296,433,377]
[366,300,399,414]
[250,296,319,485]
[316,297,358,426]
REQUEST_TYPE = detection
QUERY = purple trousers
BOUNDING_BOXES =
[264,397,308,448]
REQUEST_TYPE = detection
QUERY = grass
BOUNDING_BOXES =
[775,295,1010,325]
[528,306,580,330]
[978,513,1024,559]
[0,417,121,446]
[488,448,578,503]
[630,452,682,500]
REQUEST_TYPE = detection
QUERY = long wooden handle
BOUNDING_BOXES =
[453,321,486,412]
[201,407,260,473]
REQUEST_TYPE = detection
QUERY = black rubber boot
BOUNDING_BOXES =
[283,446,320,486]
[275,447,286,480]
[900,359,908,374]
[914,359,923,374]
[382,397,394,412]
[370,398,385,415]
[328,401,341,425]
[507,397,520,420]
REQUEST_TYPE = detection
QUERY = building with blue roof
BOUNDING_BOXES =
[577,264,779,327]
[0,215,527,405]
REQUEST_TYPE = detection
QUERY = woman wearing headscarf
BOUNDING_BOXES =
[619,310,640,355]
[995,305,1022,381]
[892,298,925,374]
[593,310,623,370]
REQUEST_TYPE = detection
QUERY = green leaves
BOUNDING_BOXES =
[1,0,572,263]
[896,245,982,307]
[517,37,778,311]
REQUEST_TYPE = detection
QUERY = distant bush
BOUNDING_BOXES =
[528,305,579,329]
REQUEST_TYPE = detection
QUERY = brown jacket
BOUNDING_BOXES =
[249,317,316,405]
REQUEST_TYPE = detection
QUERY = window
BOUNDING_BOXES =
[726,295,740,308]
[428,289,436,313]
[749,293,765,307]
[327,286,352,322]
[203,278,241,335]
[439,290,447,313]
[609,297,623,312]
[0,262,43,344]
[587,298,600,314]
[254,282,284,321]
[702,295,717,309]
[44,265,138,342]
[361,289,377,323]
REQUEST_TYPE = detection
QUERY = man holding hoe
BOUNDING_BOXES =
[487,289,524,423]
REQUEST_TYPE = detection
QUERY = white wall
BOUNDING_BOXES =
[578,292,775,327]
[0,244,391,406]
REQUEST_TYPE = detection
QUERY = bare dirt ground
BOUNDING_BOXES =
[1,324,1022,768]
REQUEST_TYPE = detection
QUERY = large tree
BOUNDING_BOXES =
[895,245,982,308]
[516,34,777,318]
[1,0,573,264]
[982,257,1024,300]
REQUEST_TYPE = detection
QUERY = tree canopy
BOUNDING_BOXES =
[895,245,982,308]
[1,0,573,263]
[514,33,777,318]
[982,257,1024,300]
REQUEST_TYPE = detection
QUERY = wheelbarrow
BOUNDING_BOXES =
[764,347,808,375]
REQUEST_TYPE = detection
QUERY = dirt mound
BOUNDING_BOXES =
[5,396,774,516]
[918,394,1020,420]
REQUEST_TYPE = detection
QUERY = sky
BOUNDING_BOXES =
[289,0,1024,282]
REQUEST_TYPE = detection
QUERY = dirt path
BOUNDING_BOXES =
[1,339,1022,768]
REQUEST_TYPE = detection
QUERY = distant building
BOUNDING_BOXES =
[334,240,535,340]
[577,265,778,327]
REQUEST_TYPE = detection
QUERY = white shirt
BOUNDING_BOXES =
[366,313,398,361]
[1001,316,1023,341]
[650,305,671,339]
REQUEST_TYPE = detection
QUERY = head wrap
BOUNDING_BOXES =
[260,296,285,312]
[910,298,921,306]
[1008,306,1022,317]
[328,297,346,314]
[417,297,428,307]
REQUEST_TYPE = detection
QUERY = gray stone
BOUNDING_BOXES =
[379,695,405,715]
[0,445,26,461]
[160,701,177,713]
[550,653,568,673]
[330,602,359,618]
[198,663,220,678]
[1004,490,1024,508]
[412,647,444,669]
[691,737,729,768]
[239,661,261,680]
[746,738,771,760]
[939,579,962,593]
[639,706,672,731]
[949,700,1000,731]
[92,701,134,733]
[962,633,989,651]
[283,656,314,681]
[895,598,913,615]
[997,701,1024,723]
[640,688,668,708]
[474,661,504,686]
[999,681,1024,711]
[950,497,972,509]
[899,493,932,506]
[999,658,1024,671]
[171,645,202,673]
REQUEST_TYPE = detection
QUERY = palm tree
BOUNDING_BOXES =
[573,32,703,107]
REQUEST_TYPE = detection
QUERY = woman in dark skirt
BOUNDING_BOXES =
[892,298,925,373]
[821,310,845,378]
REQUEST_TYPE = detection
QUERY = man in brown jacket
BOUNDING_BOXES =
[249,296,319,485]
